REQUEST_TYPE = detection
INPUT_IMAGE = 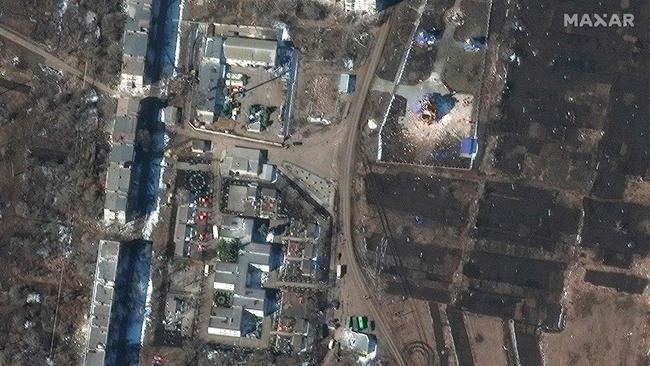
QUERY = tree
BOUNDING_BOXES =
[216,239,240,262]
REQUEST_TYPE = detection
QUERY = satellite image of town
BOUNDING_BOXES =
[0,0,648,365]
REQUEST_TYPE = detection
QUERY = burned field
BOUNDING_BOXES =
[475,182,581,255]
[373,0,487,169]
[581,199,650,269]
[399,0,453,85]
[356,0,650,364]
[359,171,477,303]
[376,2,420,83]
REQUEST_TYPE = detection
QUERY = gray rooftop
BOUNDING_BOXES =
[223,37,277,66]
[233,293,266,313]
[94,284,114,305]
[106,163,131,194]
[109,143,134,164]
[109,115,137,144]
[104,191,128,212]
[116,98,140,117]
[203,36,224,62]
[220,147,263,176]
[210,306,243,331]
[215,261,238,273]
[176,204,195,225]
[219,216,255,244]
[214,271,237,286]
[84,350,106,366]
[123,31,149,57]
[195,62,224,114]
[121,55,146,76]
[226,185,249,213]
[260,187,277,199]
[84,240,120,366]
[124,0,152,32]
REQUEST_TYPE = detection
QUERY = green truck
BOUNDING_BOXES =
[349,315,369,331]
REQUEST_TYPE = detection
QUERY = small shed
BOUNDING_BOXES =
[460,137,478,158]
[338,74,356,93]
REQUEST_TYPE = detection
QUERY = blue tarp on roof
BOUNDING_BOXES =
[460,138,478,157]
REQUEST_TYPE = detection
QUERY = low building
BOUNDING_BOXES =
[208,306,243,337]
[203,36,224,64]
[105,163,132,194]
[344,0,377,13]
[124,0,152,33]
[225,184,258,216]
[341,329,377,363]
[223,37,278,68]
[191,139,212,153]
[120,56,146,90]
[83,240,120,366]
[108,143,135,164]
[108,115,137,144]
[213,262,238,291]
[195,37,226,123]
[338,74,356,93]
[217,215,255,244]
[104,191,128,225]
[209,237,275,337]
[173,204,196,257]
[220,147,276,182]
[120,30,148,91]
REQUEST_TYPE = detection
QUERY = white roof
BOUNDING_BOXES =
[223,37,277,66]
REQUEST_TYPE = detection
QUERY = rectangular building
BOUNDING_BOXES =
[223,37,278,68]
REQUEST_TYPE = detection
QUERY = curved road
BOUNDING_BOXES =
[0,25,115,95]
[337,14,408,366]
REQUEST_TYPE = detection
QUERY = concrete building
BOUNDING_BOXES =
[213,262,238,291]
[104,191,128,225]
[83,240,120,366]
[120,0,151,91]
[116,97,140,117]
[120,57,146,91]
[220,147,276,182]
[223,37,278,68]
[195,37,225,123]
[341,329,378,363]
[108,115,137,144]
[203,36,224,64]
[105,163,132,193]
[208,306,243,337]
[225,184,258,216]
[217,215,255,244]
[344,0,377,12]
[104,142,134,225]
[124,0,152,33]
[208,240,274,337]
[174,204,196,257]
[338,73,356,93]
[191,139,212,153]
[108,143,135,164]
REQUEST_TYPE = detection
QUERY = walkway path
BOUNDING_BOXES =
[0,25,116,95]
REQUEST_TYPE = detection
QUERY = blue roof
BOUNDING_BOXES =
[460,138,478,157]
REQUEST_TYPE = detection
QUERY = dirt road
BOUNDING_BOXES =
[0,25,115,95]
[336,13,408,366]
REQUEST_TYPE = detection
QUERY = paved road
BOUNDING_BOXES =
[336,13,408,366]
[0,25,115,95]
